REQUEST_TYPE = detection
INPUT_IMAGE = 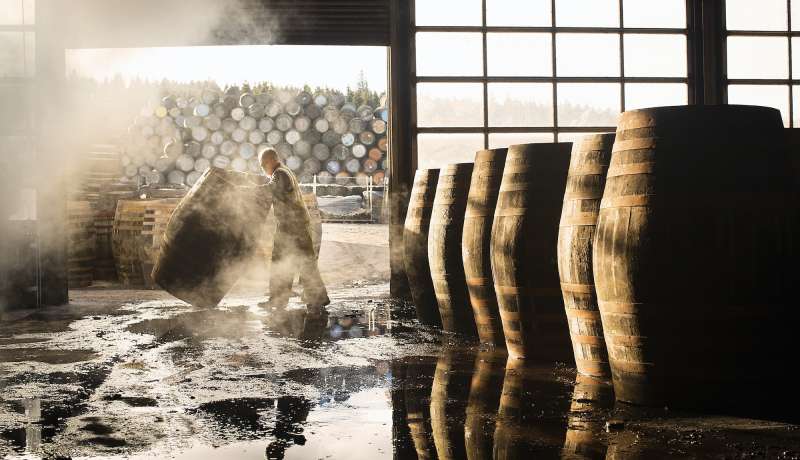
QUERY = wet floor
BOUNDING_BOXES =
[1,282,800,459]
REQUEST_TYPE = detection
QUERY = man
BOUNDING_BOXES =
[258,148,329,317]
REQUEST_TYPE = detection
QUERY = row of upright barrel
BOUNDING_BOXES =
[404,104,799,410]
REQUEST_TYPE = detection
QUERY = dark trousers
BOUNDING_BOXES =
[269,227,328,307]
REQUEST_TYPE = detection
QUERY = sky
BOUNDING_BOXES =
[65,45,388,92]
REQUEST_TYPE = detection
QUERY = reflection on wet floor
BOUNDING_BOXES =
[2,286,800,459]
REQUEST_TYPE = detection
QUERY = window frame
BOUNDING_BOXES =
[723,0,798,126]
[410,0,695,166]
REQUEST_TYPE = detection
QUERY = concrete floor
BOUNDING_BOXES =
[1,224,800,459]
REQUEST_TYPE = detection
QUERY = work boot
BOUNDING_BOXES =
[300,305,329,340]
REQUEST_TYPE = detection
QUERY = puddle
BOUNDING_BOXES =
[0,348,98,364]
[126,309,263,344]
[2,282,800,459]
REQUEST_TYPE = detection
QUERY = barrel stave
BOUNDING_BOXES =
[463,149,508,346]
[429,163,477,336]
[403,169,442,327]
[557,134,614,380]
[491,143,573,361]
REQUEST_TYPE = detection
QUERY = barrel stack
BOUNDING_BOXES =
[594,105,797,410]
[67,201,96,288]
[463,148,508,347]
[112,200,149,286]
[121,86,389,189]
[557,134,614,379]
[491,143,573,361]
[403,169,442,327]
[429,163,477,336]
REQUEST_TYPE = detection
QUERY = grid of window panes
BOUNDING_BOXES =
[725,0,800,127]
[413,0,690,168]
[1,0,37,219]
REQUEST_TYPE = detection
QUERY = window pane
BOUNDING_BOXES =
[416,32,483,77]
[793,86,800,127]
[487,0,551,26]
[0,0,21,24]
[0,31,24,78]
[417,83,484,128]
[487,33,552,77]
[726,0,786,31]
[624,34,686,77]
[791,38,800,78]
[556,0,619,27]
[557,132,613,144]
[556,34,620,77]
[24,30,33,77]
[418,133,485,169]
[625,83,688,111]
[727,37,788,79]
[728,85,789,127]
[793,2,800,32]
[488,83,553,127]
[22,0,32,25]
[558,83,621,127]
[0,83,30,133]
[623,0,686,28]
[416,0,482,26]
[489,132,555,149]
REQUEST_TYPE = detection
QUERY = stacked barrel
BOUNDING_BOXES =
[67,201,96,288]
[120,86,389,188]
[404,103,798,414]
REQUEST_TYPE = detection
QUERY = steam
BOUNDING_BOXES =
[1,0,284,309]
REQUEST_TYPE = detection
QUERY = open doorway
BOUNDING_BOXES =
[63,44,391,297]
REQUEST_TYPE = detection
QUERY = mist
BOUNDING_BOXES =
[0,0,286,309]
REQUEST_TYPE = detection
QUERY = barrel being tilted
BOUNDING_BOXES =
[403,169,442,327]
[491,143,572,361]
[152,167,272,307]
[429,163,477,336]
[594,105,797,409]
[463,148,508,346]
[557,134,614,379]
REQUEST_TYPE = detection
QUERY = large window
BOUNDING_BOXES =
[726,0,797,126]
[1,0,36,208]
[413,0,690,168]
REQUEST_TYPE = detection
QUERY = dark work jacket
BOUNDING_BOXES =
[266,164,312,236]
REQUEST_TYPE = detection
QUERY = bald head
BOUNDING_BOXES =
[260,148,280,175]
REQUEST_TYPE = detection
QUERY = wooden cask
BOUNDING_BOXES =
[563,375,613,459]
[464,349,506,460]
[594,105,795,408]
[140,199,181,289]
[112,200,149,286]
[430,347,474,460]
[463,148,508,346]
[557,134,614,379]
[153,167,273,307]
[493,360,571,459]
[491,143,573,361]
[404,359,437,460]
[403,169,442,327]
[429,163,477,336]
[67,201,96,288]
[93,209,117,281]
